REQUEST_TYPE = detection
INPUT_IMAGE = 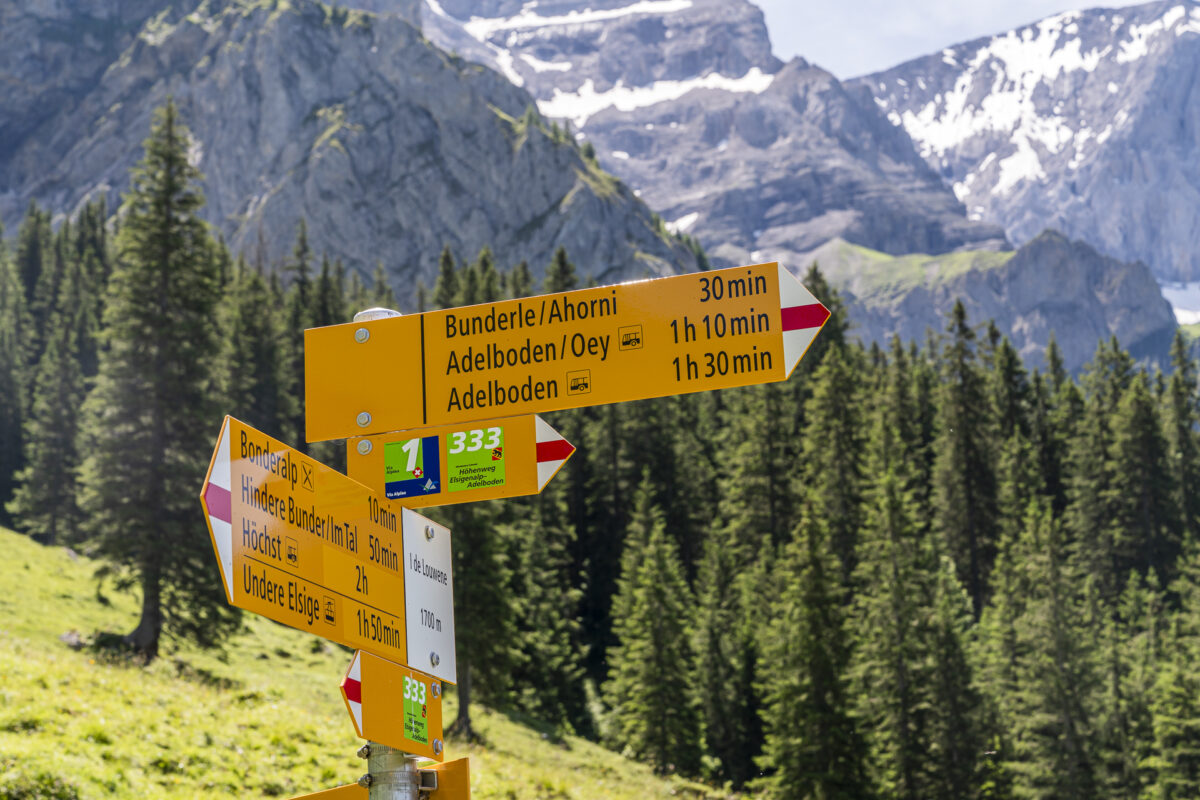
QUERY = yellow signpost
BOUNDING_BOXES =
[199,416,456,683]
[424,758,470,799]
[305,262,829,441]
[342,650,444,761]
[346,415,574,508]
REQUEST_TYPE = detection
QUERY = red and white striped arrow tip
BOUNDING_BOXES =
[342,651,363,735]
[534,416,575,491]
[200,417,234,602]
[777,264,831,376]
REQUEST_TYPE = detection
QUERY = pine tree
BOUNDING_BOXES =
[283,220,314,453]
[1149,539,1200,799]
[543,246,577,294]
[76,100,238,658]
[432,246,458,310]
[801,344,865,581]
[311,254,346,329]
[0,232,33,526]
[849,465,933,800]
[692,517,766,787]
[441,500,516,740]
[476,246,501,302]
[14,201,50,322]
[756,512,871,800]
[1104,372,1179,585]
[1163,331,1200,544]
[1005,501,1100,799]
[508,260,533,299]
[218,263,296,441]
[933,301,998,615]
[371,261,397,309]
[604,478,700,775]
[7,256,88,544]
[507,483,590,734]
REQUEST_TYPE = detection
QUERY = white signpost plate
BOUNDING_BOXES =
[401,508,457,684]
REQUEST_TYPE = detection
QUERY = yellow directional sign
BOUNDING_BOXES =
[341,650,444,761]
[346,415,574,509]
[199,416,456,683]
[305,262,829,441]
[424,758,471,800]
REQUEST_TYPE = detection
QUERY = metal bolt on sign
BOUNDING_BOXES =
[357,412,372,428]
[357,439,373,455]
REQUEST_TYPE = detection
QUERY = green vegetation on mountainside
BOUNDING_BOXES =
[812,239,1015,301]
[0,528,726,800]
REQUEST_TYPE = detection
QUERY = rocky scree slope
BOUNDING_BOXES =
[0,0,701,303]
[404,0,1009,266]
[856,0,1200,282]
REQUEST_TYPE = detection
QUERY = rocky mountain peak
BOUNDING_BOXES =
[0,0,702,303]
[856,0,1200,281]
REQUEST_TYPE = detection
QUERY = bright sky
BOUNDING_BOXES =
[757,0,1085,78]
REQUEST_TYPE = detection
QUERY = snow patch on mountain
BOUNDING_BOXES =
[461,0,693,40]
[520,52,571,72]
[538,67,774,127]
[666,211,698,233]
[1161,281,1200,324]
[896,11,1105,163]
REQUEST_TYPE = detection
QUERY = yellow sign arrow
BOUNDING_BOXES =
[199,416,457,683]
[346,414,574,508]
[305,262,828,441]
[341,650,445,761]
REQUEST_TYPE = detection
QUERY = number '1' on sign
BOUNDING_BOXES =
[347,415,574,509]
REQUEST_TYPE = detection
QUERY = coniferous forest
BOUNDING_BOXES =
[7,103,1200,800]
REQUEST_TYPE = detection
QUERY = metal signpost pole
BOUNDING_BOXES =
[358,744,423,800]
[352,309,427,800]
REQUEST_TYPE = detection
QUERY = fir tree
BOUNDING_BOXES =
[0,232,31,525]
[432,246,458,310]
[692,517,766,787]
[507,483,590,734]
[76,100,238,658]
[371,261,397,309]
[1150,541,1200,800]
[543,246,577,294]
[1104,373,1180,585]
[933,300,998,615]
[802,344,865,581]
[757,512,871,800]
[442,500,516,739]
[283,220,314,452]
[1163,331,1200,544]
[508,260,533,299]
[604,478,700,775]
[849,465,933,800]
[476,246,501,302]
[7,257,89,543]
[1005,501,1100,799]
[218,263,295,441]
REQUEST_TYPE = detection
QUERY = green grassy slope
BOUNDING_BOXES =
[804,238,1015,302]
[0,528,725,799]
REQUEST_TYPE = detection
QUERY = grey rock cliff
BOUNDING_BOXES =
[409,0,1009,268]
[856,0,1200,282]
[0,0,701,303]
